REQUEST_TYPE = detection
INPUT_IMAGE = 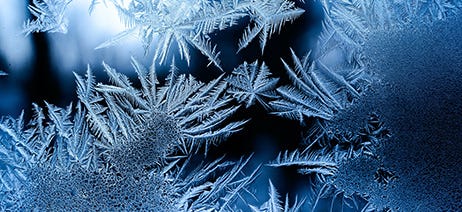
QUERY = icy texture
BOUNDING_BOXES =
[77,58,247,152]
[270,50,366,122]
[268,150,337,178]
[249,180,305,212]
[0,59,257,210]
[100,0,303,69]
[25,0,304,70]
[226,61,279,109]
[12,0,462,211]
[332,10,462,212]
[266,113,389,211]
[23,0,71,34]
[320,0,462,48]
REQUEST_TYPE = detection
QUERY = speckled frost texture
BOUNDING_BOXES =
[0,59,257,211]
[333,12,462,211]
[19,166,175,211]
[8,0,462,211]
[110,113,180,172]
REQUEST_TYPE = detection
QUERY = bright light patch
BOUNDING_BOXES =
[47,0,145,75]
[80,1,126,33]
[0,0,34,74]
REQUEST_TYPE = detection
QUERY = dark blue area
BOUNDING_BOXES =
[334,14,462,211]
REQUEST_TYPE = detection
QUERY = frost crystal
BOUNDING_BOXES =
[77,58,247,153]
[320,0,462,48]
[270,50,365,122]
[12,0,462,211]
[226,61,279,109]
[23,0,71,34]
[24,0,304,70]
[249,180,305,212]
[0,58,254,210]
[97,0,304,69]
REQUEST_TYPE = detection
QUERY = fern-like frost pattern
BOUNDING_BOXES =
[11,0,462,211]
[25,0,303,69]
[24,0,71,34]
[270,49,366,122]
[0,59,256,210]
[226,61,279,109]
[103,0,304,69]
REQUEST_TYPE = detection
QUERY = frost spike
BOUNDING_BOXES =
[74,66,114,144]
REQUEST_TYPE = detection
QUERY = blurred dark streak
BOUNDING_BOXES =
[26,33,62,111]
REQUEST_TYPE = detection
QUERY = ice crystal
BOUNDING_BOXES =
[0,58,255,210]
[25,0,303,69]
[12,0,462,211]
[249,180,305,212]
[96,0,304,69]
[77,58,247,153]
[270,50,365,122]
[23,0,71,34]
[226,60,279,109]
[268,150,337,179]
